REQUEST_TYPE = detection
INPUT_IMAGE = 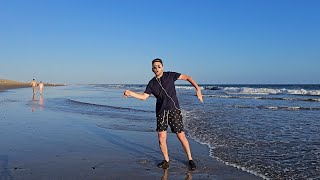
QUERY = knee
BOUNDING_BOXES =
[158,134,167,143]
[177,132,187,140]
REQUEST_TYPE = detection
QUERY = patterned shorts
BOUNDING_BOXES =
[156,109,184,134]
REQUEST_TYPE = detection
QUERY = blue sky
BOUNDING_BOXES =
[0,0,319,84]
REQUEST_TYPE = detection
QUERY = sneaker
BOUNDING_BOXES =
[189,160,196,170]
[157,160,169,169]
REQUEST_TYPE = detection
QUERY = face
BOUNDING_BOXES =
[152,62,163,77]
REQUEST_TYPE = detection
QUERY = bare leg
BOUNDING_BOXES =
[33,87,36,95]
[158,131,169,162]
[177,131,193,160]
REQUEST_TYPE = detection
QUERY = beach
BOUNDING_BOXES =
[0,84,261,179]
[2,0,319,178]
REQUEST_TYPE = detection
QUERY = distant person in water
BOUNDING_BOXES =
[123,58,203,170]
[38,81,44,95]
[30,79,37,95]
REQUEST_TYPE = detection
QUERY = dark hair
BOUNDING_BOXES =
[152,58,163,65]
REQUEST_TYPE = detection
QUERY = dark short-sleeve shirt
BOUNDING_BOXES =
[144,72,181,115]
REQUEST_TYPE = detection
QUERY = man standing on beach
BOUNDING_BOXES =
[30,79,37,95]
[123,58,203,170]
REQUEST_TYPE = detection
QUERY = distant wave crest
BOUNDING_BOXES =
[232,105,320,111]
[203,94,320,102]
[222,87,320,96]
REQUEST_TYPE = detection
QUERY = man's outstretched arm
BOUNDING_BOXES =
[123,90,150,101]
[178,74,204,103]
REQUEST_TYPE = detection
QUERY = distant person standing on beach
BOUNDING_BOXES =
[123,58,203,170]
[38,81,44,95]
[30,79,37,95]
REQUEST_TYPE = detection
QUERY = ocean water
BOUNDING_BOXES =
[19,84,320,179]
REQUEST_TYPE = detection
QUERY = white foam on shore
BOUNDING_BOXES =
[183,110,269,180]
[188,136,270,180]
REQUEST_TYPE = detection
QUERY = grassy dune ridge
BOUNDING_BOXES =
[0,78,64,91]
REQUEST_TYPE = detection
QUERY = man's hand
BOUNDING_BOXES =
[123,90,131,98]
[197,90,204,103]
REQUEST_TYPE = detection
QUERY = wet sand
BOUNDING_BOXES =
[0,86,261,180]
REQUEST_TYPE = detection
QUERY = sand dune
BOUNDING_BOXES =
[0,78,64,91]
[0,79,30,91]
